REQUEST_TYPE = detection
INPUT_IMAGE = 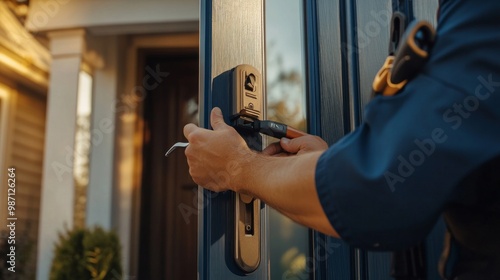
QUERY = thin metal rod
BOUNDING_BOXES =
[165,142,189,157]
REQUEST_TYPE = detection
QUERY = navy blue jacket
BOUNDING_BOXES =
[316,0,500,275]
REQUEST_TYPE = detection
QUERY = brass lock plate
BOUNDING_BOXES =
[232,64,263,272]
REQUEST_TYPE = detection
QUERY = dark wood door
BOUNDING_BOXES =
[138,53,199,280]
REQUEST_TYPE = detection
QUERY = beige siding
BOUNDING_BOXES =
[7,90,46,278]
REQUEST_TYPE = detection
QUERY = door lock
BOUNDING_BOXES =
[235,65,262,120]
[232,64,263,272]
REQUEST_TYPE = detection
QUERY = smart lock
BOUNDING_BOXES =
[232,64,263,273]
[210,64,264,273]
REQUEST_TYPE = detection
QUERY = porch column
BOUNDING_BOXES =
[37,29,85,280]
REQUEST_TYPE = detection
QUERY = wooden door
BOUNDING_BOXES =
[138,52,199,280]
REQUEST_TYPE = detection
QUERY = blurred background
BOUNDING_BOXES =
[0,0,309,279]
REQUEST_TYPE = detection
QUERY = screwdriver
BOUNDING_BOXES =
[230,114,308,139]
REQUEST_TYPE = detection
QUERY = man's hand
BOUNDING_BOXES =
[183,107,253,192]
[262,135,328,156]
[183,107,338,237]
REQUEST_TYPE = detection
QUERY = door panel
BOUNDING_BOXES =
[307,1,356,279]
[314,0,352,144]
[199,0,268,279]
[413,0,440,27]
[355,0,392,110]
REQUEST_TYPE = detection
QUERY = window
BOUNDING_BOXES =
[266,1,309,279]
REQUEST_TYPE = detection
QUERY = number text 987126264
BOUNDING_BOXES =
[6,167,17,273]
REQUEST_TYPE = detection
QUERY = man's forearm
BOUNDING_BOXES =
[234,150,339,237]
[184,108,339,237]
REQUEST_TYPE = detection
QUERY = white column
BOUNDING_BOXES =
[37,29,85,280]
[85,36,118,229]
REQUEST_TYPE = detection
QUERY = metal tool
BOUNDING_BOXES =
[165,142,189,157]
[230,114,308,139]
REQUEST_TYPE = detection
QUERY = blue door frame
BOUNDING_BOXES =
[200,0,445,279]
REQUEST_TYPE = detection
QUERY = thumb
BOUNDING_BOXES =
[279,137,301,154]
[210,107,228,130]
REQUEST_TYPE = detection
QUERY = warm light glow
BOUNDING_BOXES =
[0,84,10,224]
[0,84,9,99]
[77,71,93,116]
[0,83,10,161]
[281,247,307,274]
[73,71,93,228]
[0,52,48,87]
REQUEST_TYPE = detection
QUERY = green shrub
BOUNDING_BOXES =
[50,226,122,280]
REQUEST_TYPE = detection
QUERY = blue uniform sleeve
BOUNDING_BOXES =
[316,0,500,251]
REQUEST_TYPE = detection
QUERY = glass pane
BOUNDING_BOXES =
[266,0,309,279]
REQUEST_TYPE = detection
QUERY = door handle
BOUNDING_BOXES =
[232,64,263,272]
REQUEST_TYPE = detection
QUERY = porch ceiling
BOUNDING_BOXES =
[25,0,199,34]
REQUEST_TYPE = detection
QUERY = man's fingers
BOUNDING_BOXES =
[183,123,199,139]
[210,107,227,130]
[262,142,284,155]
[184,107,227,140]
[281,135,328,154]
